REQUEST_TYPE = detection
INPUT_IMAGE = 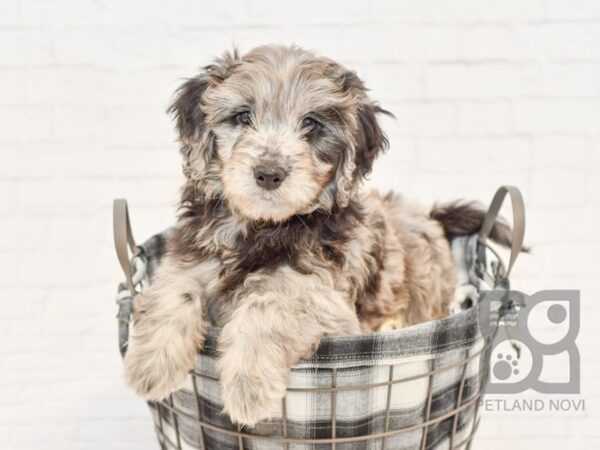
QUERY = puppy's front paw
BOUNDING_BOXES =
[124,288,206,401]
[123,340,190,401]
[220,370,286,427]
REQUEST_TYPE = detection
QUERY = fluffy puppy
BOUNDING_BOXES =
[123,45,511,426]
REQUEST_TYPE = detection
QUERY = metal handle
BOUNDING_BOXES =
[478,186,526,278]
[113,199,139,295]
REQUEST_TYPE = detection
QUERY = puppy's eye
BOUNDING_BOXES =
[236,111,252,126]
[302,117,320,131]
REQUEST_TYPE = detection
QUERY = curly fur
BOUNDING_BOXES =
[123,45,507,426]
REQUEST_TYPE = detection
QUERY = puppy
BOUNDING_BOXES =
[123,45,512,426]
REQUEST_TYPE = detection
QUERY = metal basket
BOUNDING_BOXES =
[113,186,525,450]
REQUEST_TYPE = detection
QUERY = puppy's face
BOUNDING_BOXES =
[170,46,389,222]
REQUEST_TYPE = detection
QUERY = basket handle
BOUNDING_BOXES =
[478,186,526,278]
[113,199,139,295]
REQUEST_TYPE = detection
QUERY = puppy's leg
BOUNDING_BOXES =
[123,258,209,401]
[217,267,360,426]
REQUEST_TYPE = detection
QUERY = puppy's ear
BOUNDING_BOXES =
[169,49,240,143]
[168,75,210,144]
[168,50,240,179]
[354,102,391,178]
[334,69,391,207]
[168,72,215,181]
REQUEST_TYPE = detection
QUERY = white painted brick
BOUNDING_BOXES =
[433,0,545,21]
[519,24,600,59]
[0,217,49,250]
[533,135,593,168]
[473,437,583,450]
[0,181,18,216]
[106,106,174,146]
[16,142,180,178]
[100,0,247,27]
[542,63,600,97]
[591,160,600,207]
[6,424,73,449]
[54,28,168,67]
[378,135,417,165]
[0,105,55,140]
[476,412,501,437]
[515,100,600,133]
[425,63,540,99]
[527,208,600,242]
[530,168,588,208]
[0,250,19,286]
[17,249,113,287]
[18,178,179,218]
[20,0,106,25]
[53,105,108,139]
[282,26,343,61]
[0,28,54,66]
[163,29,233,68]
[534,242,600,276]
[458,101,512,135]
[339,25,459,61]
[75,419,157,444]
[0,69,27,104]
[44,217,108,251]
[0,143,23,178]
[418,137,531,171]
[17,179,108,216]
[406,101,457,136]
[52,28,112,65]
[460,25,517,60]
[0,288,45,317]
[570,418,600,438]
[105,67,185,107]
[248,0,369,24]
[501,417,570,438]
[377,101,411,135]
[410,169,531,207]
[371,0,433,21]
[366,162,413,196]
[0,0,18,25]
[548,0,600,20]
[24,68,108,104]
[367,63,422,101]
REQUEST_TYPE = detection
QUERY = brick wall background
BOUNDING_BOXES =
[1,0,599,448]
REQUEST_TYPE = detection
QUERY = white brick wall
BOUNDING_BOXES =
[1,1,599,449]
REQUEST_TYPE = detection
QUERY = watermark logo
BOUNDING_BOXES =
[480,289,580,395]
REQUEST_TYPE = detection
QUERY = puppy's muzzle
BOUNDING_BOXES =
[254,165,286,191]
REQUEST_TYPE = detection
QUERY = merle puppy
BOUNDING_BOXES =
[124,45,511,426]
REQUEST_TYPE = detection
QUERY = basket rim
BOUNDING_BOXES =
[204,298,482,342]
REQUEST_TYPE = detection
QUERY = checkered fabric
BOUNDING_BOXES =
[116,232,500,450]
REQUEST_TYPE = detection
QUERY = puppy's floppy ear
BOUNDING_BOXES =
[168,71,215,180]
[334,69,391,207]
[168,75,210,144]
[354,102,391,178]
[168,50,241,179]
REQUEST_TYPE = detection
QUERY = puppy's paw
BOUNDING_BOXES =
[220,370,286,427]
[123,339,191,401]
[124,287,206,401]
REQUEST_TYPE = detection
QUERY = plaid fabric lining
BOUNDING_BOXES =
[117,233,497,450]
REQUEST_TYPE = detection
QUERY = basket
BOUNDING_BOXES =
[114,186,526,450]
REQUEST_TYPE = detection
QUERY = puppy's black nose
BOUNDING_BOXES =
[254,165,286,190]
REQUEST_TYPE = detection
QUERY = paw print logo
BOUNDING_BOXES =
[493,353,520,380]
[488,340,532,386]
[482,290,580,394]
